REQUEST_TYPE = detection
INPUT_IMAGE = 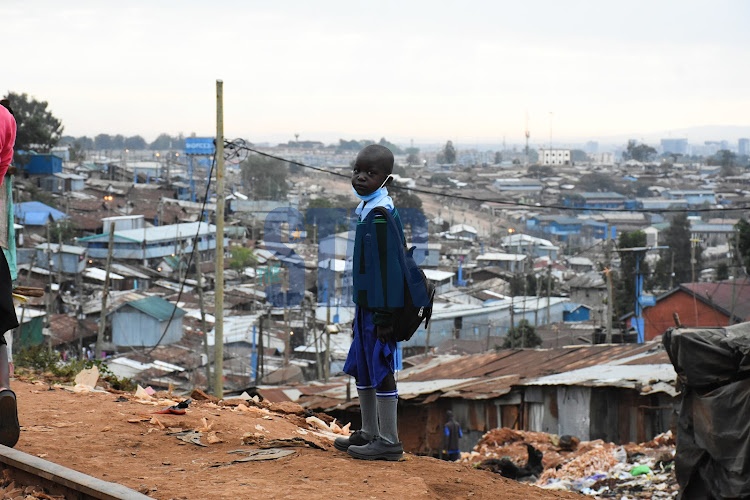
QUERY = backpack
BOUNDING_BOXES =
[367,207,435,342]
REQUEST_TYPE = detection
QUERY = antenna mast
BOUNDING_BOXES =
[524,112,530,167]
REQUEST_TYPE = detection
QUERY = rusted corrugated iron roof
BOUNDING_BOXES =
[524,364,677,396]
[400,342,661,383]
[296,342,670,411]
[440,375,521,400]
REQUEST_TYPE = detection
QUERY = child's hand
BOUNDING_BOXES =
[376,324,394,343]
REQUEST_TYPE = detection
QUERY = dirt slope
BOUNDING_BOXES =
[7,378,584,500]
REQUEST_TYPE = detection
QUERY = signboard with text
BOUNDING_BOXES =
[185,137,215,155]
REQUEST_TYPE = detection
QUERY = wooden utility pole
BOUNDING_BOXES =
[213,79,226,398]
[605,227,614,343]
[545,264,552,326]
[45,224,53,353]
[195,258,211,392]
[96,222,115,358]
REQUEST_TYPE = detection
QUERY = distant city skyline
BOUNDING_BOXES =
[4,0,750,146]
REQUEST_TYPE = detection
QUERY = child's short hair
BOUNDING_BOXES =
[356,144,394,174]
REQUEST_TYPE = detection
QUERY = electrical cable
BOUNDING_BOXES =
[140,139,747,359]
[225,140,750,214]
[146,149,217,355]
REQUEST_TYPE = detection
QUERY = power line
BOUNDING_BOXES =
[146,150,217,355]
[226,140,750,215]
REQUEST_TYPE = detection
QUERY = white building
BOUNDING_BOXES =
[538,149,571,166]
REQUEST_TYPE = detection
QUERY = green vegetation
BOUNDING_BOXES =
[652,213,703,289]
[229,246,257,271]
[622,140,657,163]
[15,346,136,391]
[501,320,542,349]
[436,140,456,164]
[3,91,63,164]
[240,154,288,200]
[613,230,649,319]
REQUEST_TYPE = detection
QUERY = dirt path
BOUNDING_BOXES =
[10,379,583,500]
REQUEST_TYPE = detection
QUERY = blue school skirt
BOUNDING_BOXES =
[343,306,396,389]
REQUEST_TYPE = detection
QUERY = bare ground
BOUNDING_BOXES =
[9,378,584,500]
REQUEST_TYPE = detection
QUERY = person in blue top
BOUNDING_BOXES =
[443,410,463,461]
[334,144,405,461]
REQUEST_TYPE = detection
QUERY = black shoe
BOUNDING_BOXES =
[347,437,403,461]
[334,430,373,452]
[0,389,19,448]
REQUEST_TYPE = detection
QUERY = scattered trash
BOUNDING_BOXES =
[477,443,543,481]
[466,428,678,498]
[170,430,206,447]
[305,415,349,435]
[630,464,652,476]
[134,385,154,401]
[73,366,99,392]
[196,417,214,432]
[154,399,191,415]
[209,448,295,467]
[206,431,223,444]
[240,433,324,450]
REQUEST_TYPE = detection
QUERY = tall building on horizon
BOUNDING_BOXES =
[660,138,689,155]
[739,138,750,156]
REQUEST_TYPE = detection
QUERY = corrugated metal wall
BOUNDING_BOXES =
[112,307,182,346]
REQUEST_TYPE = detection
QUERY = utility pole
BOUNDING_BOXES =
[195,256,211,392]
[96,222,115,358]
[45,223,53,353]
[617,245,667,344]
[546,264,552,325]
[690,238,701,324]
[605,227,614,343]
[213,79,226,398]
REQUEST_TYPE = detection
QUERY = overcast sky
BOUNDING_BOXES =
[4,0,749,146]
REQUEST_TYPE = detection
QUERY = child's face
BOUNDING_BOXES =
[351,160,390,196]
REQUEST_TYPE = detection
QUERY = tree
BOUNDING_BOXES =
[240,154,288,200]
[613,230,649,320]
[405,147,420,166]
[570,149,588,163]
[95,133,113,150]
[528,164,554,178]
[652,213,702,289]
[502,320,541,348]
[733,218,750,273]
[389,188,422,210]
[68,141,87,162]
[337,139,373,153]
[229,246,257,271]
[509,273,538,297]
[716,262,729,281]
[112,134,125,149]
[429,173,452,186]
[377,137,403,155]
[710,150,738,177]
[124,135,147,150]
[150,133,174,150]
[437,140,456,164]
[622,140,657,162]
[50,220,79,244]
[576,172,618,192]
[3,92,63,161]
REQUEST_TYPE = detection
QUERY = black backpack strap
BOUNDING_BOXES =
[370,206,406,247]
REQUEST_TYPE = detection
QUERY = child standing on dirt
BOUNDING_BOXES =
[0,98,20,448]
[334,144,405,461]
